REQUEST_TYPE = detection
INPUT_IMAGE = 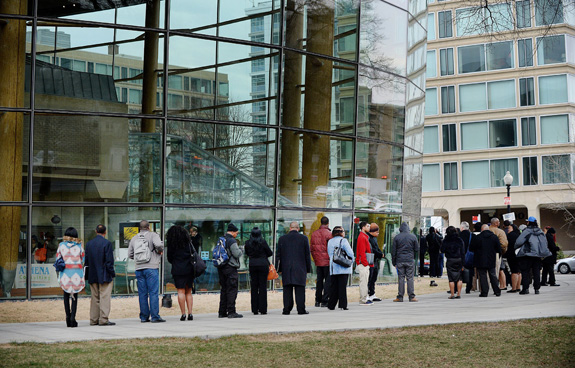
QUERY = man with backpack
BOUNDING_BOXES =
[514,217,552,295]
[216,223,244,319]
[128,220,165,323]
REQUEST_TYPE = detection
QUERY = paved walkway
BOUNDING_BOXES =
[1,274,574,344]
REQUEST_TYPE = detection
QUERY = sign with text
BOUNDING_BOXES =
[14,264,60,289]
[504,196,511,205]
[502,212,516,222]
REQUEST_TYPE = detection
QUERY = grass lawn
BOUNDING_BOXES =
[1,317,573,367]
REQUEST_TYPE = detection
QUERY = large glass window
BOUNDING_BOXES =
[440,48,454,76]
[422,164,440,192]
[438,11,453,38]
[486,41,514,70]
[542,155,572,184]
[456,8,482,37]
[539,75,568,105]
[518,38,534,67]
[423,126,439,153]
[490,159,519,187]
[537,35,566,65]
[444,162,458,190]
[427,13,436,40]
[489,119,517,148]
[459,83,487,112]
[441,86,455,114]
[458,44,485,73]
[519,78,535,106]
[427,50,437,78]
[442,124,457,152]
[462,161,489,189]
[535,0,564,26]
[0,206,27,300]
[540,115,570,144]
[523,156,538,185]
[521,117,537,146]
[516,0,532,28]
[461,121,488,150]
[425,88,438,115]
[487,80,516,110]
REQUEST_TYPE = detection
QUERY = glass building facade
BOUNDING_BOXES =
[0,0,425,299]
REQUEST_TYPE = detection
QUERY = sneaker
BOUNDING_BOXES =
[360,300,374,306]
[151,318,166,323]
[372,297,382,302]
[228,312,243,319]
[393,298,403,302]
[409,298,418,302]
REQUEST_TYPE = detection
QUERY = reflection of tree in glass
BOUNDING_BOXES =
[359,0,397,75]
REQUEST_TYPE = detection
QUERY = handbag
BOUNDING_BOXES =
[462,268,470,284]
[53,257,65,273]
[333,239,353,268]
[365,252,375,266]
[464,250,474,269]
[267,263,279,280]
[161,294,172,308]
[189,242,207,278]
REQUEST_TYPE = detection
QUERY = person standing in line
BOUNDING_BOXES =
[426,227,441,285]
[244,227,273,315]
[441,226,465,299]
[356,221,373,305]
[470,224,501,298]
[310,216,332,308]
[276,221,312,315]
[541,227,560,287]
[392,222,419,302]
[84,224,116,326]
[419,230,428,277]
[189,226,203,294]
[515,217,551,295]
[128,220,165,323]
[327,226,354,310]
[489,218,508,291]
[166,225,195,321]
[56,227,85,328]
[217,223,244,319]
[460,222,474,294]
[505,224,522,293]
[470,222,483,292]
[367,223,384,302]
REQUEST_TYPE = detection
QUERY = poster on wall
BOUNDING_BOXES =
[14,264,60,289]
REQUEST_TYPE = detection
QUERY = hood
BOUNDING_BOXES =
[480,230,494,238]
[530,227,544,236]
[399,222,410,233]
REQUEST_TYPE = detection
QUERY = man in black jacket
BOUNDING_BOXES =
[85,224,116,326]
[426,227,442,282]
[367,223,384,302]
[276,221,312,315]
[470,224,501,297]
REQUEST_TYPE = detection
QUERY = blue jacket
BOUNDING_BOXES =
[84,234,115,284]
[327,236,354,275]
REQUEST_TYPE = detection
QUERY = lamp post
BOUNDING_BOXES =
[503,171,513,214]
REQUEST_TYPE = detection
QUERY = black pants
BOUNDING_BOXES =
[249,265,269,314]
[218,264,239,314]
[315,266,330,304]
[519,257,542,291]
[328,274,348,309]
[429,251,439,277]
[419,250,427,276]
[477,268,500,296]
[63,292,78,319]
[541,262,556,285]
[465,267,475,293]
[283,284,306,314]
[368,263,379,296]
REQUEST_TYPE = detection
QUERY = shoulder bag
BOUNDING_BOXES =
[333,239,353,268]
[189,242,207,278]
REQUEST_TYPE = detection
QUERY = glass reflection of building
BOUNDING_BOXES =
[0,0,425,300]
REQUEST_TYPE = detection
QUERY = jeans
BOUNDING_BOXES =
[315,266,331,304]
[135,268,160,321]
[396,262,415,300]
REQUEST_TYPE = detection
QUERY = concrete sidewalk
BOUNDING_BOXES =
[1,274,574,344]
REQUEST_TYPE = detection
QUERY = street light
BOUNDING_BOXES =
[503,171,513,214]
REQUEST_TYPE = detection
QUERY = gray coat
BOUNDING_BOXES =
[224,233,243,268]
[128,230,164,271]
[515,226,552,258]
[391,222,418,266]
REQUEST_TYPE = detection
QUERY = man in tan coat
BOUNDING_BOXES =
[489,218,508,290]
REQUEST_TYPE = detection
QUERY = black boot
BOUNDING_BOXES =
[66,315,71,327]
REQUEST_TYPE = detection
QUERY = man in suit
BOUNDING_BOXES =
[85,224,116,326]
[276,221,312,315]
